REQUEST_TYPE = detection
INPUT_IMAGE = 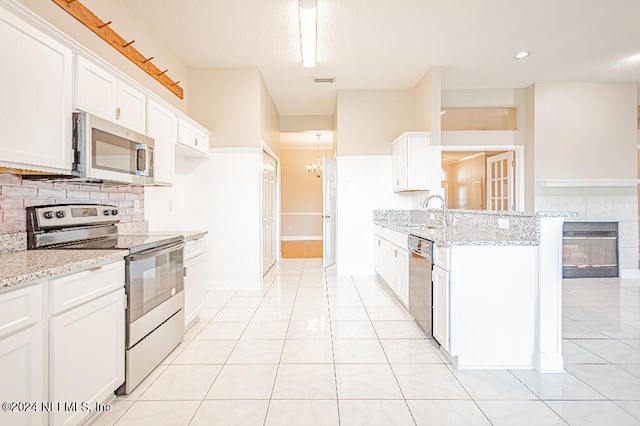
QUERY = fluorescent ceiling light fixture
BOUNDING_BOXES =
[514,51,530,59]
[299,0,317,68]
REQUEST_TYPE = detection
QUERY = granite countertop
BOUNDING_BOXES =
[120,230,208,242]
[0,250,129,291]
[374,221,538,246]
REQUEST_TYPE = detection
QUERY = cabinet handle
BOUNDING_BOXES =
[195,138,198,146]
[395,250,398,257]
[184,267,188,277]
[116,107,121,120]
[378,240,380,246]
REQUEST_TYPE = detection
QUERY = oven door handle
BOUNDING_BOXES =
[128,242,184,261]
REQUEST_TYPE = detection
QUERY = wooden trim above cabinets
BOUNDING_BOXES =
[51,0,184,99]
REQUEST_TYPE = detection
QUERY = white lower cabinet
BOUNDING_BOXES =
[49,287,124,426]
[0,282,45,426]
[0,260,125,426]
[184,238,206,329]
[374,227,409,306]
[432,264,450,351]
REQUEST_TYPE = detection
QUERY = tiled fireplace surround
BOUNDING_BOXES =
[0,173,145,253]
[535,193,639,276]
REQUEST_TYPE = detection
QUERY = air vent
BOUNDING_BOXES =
[313,77,335,84]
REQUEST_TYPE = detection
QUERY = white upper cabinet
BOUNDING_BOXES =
[76,57,146,133]
[391,132,440,193]
[0,7,73,172]
[177,116,210,157]
[146,98,177,185]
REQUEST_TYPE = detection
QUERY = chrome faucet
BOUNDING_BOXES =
[422,194,447,228]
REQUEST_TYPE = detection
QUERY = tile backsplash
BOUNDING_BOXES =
[0,173,145,235]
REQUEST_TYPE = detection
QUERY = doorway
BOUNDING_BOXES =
[262,151,277,274]
[279,132,334,259]
[441,148,520,211]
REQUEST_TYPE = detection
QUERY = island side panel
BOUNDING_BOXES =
[448,244,538,369]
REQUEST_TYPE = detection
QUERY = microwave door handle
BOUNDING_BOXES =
[135,144,147,176]
[128,242,185,262]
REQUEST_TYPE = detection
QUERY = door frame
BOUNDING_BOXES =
[260,142,281,272]
[436,145,525,211]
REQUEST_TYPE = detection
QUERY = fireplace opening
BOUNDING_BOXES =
[562,222,618,278]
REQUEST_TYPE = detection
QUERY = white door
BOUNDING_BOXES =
[486,152,515,211]
[322,156,337,268]
[262,152,277,274]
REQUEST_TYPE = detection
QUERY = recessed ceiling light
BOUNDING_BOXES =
[514,51,530,60]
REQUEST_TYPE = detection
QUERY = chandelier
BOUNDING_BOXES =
[305,133,323,178]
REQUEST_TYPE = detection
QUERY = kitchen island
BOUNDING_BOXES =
[374,209,575,373]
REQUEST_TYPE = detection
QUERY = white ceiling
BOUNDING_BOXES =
[122,0,640,116]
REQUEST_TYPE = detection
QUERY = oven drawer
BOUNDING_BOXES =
[184,238,205,260]
[50,261,125,315]
[0,283,43,339]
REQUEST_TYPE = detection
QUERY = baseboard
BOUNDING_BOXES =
[620,269,640,279]
[280,236,322,241]
[206,280,262,290]
[535,352,565,373]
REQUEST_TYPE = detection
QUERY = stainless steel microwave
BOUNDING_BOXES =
[72,112,154,185]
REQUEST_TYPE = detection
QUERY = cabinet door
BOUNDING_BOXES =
[397,248,409,306]
[391,139,408,191]
[116,80,146,133]
[388,246,399,294]
[147,99,177,185]
[432,265,450,351]
[0,10,72,171]
[194,128,210,155]
[374,236,389,282]
[0,324,45,426]
[76,56,118,122]
[177,118,197,149]
[184,254,205,329]
[49,289,125,426]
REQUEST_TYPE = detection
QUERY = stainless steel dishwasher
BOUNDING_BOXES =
[408,235,434,339]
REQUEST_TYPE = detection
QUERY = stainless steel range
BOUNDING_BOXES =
[27,203,185,395]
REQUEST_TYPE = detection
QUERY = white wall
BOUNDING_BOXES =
[413,67,442,144]
[336,156,412,276]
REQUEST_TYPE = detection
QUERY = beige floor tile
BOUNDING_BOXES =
[332,339,388,363]
[196,321,247,340]
[335,364,403,399]
[287,319,331,339]
[241,321,290,340]
[281,339,334,363]
[139,365,222,400]
[380,339,443,364]
[265,400,339,426]
[272,364,337,399]
[331,321,377,339]
[392,364,469,399]
[339,400,415,426]
[206,364,278,399]
[407,400,491,426]
[475,400,566,426]
[191,400,269,426]
[114,401,200,425]
[227,339,285,364]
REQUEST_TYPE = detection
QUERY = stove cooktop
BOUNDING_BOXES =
[54,234,184,254]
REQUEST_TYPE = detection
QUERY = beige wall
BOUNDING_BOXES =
[188,68,261,148]
[335,90,413,156]
[533,83,638,183]
[280,115,335,132]
[280,149,333,238]
[413,67,441,144]
[259,75,281,156]
[16,0,189,111]
[445,153,486,210]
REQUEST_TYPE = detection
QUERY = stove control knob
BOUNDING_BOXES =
[43,211,54,219]
[55,211,65,219]
[103,210,111,216]
[111,209,118,216]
